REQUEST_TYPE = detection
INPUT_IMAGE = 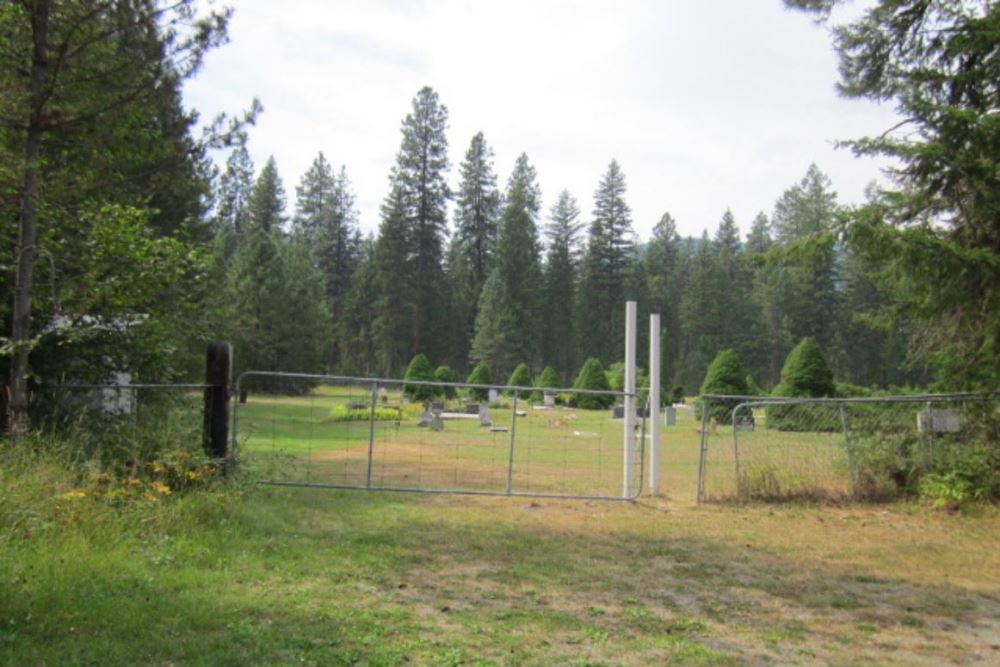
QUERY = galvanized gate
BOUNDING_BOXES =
[232,371,646,500]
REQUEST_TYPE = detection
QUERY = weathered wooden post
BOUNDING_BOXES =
[203,342,232,460]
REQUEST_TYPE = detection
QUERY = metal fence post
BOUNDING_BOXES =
[696,396,710,504]
[623,300,637,498]
[839,403,856,495]
[649,313,661,496]
[365,381,378,488]
[731,403,742,497]
[506,394,518,495]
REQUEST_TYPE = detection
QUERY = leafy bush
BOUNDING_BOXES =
[769,338,836,431]
[774,337,834,398]
[698,349,748,422]
[466,362,492,402]
[671,386,685,404]
[403,354,436,401]
[571,358,614,410]
[327,406,403,422]
[506,363,533,399]
[531,366,561,402]
[434,365,457,399]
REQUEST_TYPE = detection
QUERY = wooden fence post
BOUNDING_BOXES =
[203,342,232,460]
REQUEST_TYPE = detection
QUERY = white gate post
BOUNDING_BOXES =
[649,313,661,496]
[623,300,637,498]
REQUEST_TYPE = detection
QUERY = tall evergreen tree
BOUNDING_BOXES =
[373,182,415,375]
[470,268,520,379]
[452,132,501,363]
[292,152,336,244]
[295,159,361,371]
[339,235,379,375]
[372,87,450,370]
[577,160,636,363]
[492,154,544,367]
[542,190,584,382]
[214,145,255,257]
[246,157,286,235]
[643,212,683,384]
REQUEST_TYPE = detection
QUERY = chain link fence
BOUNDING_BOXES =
[697,393,998,503]
[233,371,646,500]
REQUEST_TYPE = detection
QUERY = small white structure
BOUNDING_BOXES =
[917,409,961,433]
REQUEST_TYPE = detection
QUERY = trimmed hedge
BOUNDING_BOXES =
[571,358,614,409]
[403,354,436,401]
[506,363,533,399]
[466,362,492,402]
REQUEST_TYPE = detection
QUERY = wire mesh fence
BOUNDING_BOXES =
[697,393,997,503]
[30,383,209,467]
[233,371,646,500]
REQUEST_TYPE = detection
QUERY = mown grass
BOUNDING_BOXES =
[3,395,1000,666]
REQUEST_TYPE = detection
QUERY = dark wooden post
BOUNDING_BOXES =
[203,342,232,459]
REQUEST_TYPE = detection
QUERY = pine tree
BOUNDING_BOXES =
[454,132,501,294]
[300,162,361,371]
[699,349,749,422]
[214,145,255,259]
[542,190,584,382]
[452,132,501,364]
[372,87,451,371]
[292,152,337,244]
[643,212,683,386]
[470,268,520,380]
[577,160,636,363]
[339,235,379,375]
[493,154,544,366]
[246,157,286,235]
[373,183,415,375]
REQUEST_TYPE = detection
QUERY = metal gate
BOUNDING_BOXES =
[232,371,645,500]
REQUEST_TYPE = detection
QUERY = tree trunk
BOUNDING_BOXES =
[7,0,50,438]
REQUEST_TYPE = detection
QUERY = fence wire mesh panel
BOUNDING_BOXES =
[234,371,645,500]
[697,393,996,503]
[32,383,209,466]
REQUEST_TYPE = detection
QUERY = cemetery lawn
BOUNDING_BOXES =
[3,398,1000,666]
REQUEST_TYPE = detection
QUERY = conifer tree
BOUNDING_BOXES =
[542,190,584,381]
[372,87,451,371]
[470,268,520,379]
[340,235,379,375]
[452,132,502,363]
[493,154,544,366]
[577,160,636,363]
[214,145,255,260]
[643,212,682,385]
[293,152,337,244]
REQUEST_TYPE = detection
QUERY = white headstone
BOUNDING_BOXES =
[488,388,499,404]
[543,392,555,407]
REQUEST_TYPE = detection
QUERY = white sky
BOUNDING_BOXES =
[185,0,899,241]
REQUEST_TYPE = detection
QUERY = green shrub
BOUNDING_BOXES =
[769,338,836,431]
[671,386,685,404]
[506,363,533,399]
[403,354,437,401]
[776,337,834,397]
[327,406,403,422]
[434,365,457,399]
[531,366,561,402]
[698,349,748,422]
[571,358,614,410]
[466,362,492,402]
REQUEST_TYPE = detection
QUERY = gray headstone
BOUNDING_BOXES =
[664,406,676,426]
[543,392,555,407]
[478,403,492,427]
[488,388,499,404]
[734,415,755,431]
[612,405,625,420]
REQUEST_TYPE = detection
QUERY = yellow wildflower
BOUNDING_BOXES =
[150,481,172,495]
[59,490,88,500]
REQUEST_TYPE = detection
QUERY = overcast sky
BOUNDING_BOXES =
[184,0,899,241]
